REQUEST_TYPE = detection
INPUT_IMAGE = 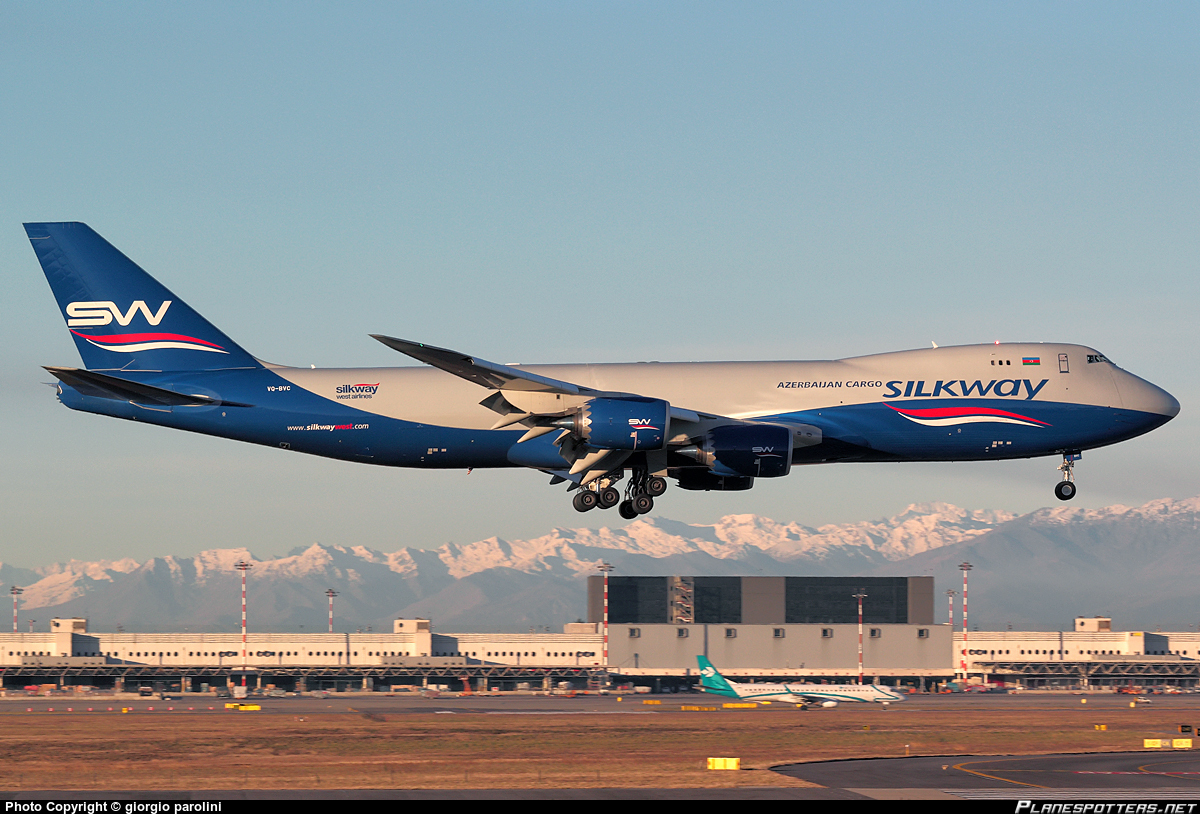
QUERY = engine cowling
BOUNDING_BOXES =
[556,397,670,450]
[677,423,793,478]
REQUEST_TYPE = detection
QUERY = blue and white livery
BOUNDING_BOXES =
[697,656,904,707]
[26,222,1179,517]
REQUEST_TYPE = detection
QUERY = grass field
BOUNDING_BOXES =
[0,699,1193,790]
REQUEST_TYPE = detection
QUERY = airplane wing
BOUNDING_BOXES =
[371,335,707,424]
[372,335,807,495]
[370,335,600,396]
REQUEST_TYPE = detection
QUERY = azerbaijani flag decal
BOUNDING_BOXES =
[885,403,1050,428]
[1022,357,1040,365]
[71,330,229,354]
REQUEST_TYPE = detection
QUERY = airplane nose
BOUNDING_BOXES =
[1120,373,1180,419]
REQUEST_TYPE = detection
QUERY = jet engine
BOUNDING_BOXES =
[676,423,793,478]
[820,701,838,708]
[553,397,670,450]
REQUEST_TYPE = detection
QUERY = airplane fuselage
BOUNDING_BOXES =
[57,342,1177,471]
[701,679,906,705]
[28,222,1179,514]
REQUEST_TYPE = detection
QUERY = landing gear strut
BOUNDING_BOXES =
[616,469,666,518]
[569,467,667,516]
[571,472,624,513]
[1055,452,1080,501]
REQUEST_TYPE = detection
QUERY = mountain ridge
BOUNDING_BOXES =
[4,497,1197,632]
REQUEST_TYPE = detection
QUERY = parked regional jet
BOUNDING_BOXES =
[26,223,1179,518]
[697,656,904,706]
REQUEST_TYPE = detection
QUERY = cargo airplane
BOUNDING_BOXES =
[697,656,904,706]
[26,222,1179,518]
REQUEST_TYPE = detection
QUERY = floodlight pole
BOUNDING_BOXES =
[853,592,867,685]
[10,587,22,634]
[326,589,338,633]
[946,590,957,626]
[959,562,973,680]
[236,560,253,686]
[598,562,614,668]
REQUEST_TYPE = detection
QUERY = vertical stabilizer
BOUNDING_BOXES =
[25,222,260,371]
[697,656,740,698]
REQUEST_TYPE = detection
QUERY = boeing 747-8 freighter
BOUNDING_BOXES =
[26,222,1179,517]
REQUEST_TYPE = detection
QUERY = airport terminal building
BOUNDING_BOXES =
[3,577,1197,692]
[0,575,952,692]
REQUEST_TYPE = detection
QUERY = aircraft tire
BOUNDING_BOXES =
[618,500,639,520]
[647,476,667,497]
[573,491,599,512]
[632,494,654,514]
[1054,481,1076,501]
[598,487,621,509]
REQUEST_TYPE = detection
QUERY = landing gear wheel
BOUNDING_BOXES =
[618,500,638,520]
[572,491,599,512]
[646,476,667,497]
[632,494,654,515]
[1056,452,1079,502]
[598,487,621,509]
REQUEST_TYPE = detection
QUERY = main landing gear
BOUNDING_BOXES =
[572,468,666,518]
[1055,452,1080,501]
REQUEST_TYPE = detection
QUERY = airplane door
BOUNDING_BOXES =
[1058,353,1069,373]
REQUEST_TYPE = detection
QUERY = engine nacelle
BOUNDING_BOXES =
[820,700,838,708]
[558,397,670,450]
[677,423,793,478]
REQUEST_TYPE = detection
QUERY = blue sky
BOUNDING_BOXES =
[1,2,1196,567]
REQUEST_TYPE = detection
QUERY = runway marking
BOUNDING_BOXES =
[952,758,1048,789]
[1137,758,1200,781]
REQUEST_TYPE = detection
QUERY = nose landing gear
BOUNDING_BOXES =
[1055,452,1080,501]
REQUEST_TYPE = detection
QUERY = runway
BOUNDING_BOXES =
[5,691,1200,799]
[774,752,1200,800]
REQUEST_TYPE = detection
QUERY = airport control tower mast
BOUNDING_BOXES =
[10,586,21,633]
[236,560,252,686]
[598,562,614,668]
[326,589,338,634]
[853,591,867,685]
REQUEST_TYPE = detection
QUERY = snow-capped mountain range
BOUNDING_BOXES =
[3,497,1198,632]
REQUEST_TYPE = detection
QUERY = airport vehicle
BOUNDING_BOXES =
[697,656,905,707]
[26,222,1179,517]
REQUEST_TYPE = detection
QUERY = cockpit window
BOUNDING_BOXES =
[1087,354,1111,364]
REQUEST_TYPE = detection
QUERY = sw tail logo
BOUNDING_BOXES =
[67,300,172,327]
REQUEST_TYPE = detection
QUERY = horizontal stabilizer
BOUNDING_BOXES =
[44,367,252,407]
